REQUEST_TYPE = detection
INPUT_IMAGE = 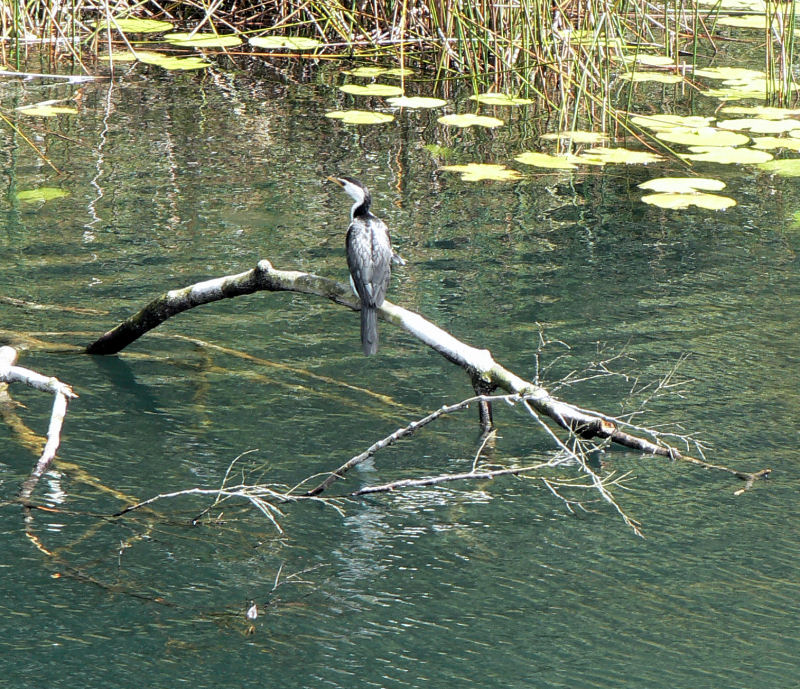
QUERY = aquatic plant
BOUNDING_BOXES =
[2,0,797,110]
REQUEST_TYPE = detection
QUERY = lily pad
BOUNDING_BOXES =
[579,147,664,165]
[694,67,766,81]
[386,96,447,109]
[703,77,797,101]
[339,83,404,97]
[343,66,388,77]
[721,105,800,119]
[539,130,608,143]
[99,50,210,70]
[249,36,323,50]
[99,50,165,62]
[751,136,800,151]
[325,110,394,124]
[717,118,800,134]
[441,163,522,181]
[641,192,736,210]
[683,146,773,164]
[656,126,750,147]
[629,114,714,131]
[619,54,676,67]
[94,17,173,33]
[148,56,210,71]
[514,151,578,169]
[637,177,726,193]
[469,92,534,106]
[16,187,69,202]
[163,32,242,47]
[717,15,770,29]
[758,158,800,176]
[17,104,78,117]
[437,113,504,128]
[383,67,414,76]
[620,71,684,84]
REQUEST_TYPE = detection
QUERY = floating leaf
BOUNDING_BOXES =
[441,163,522,181]
[16,187,69,202]
[540,130,608,143]
[514,151,578,169]
[619,54,676,66]
[324,110,394,124]
[343,66,388,77]
[339,83,404,97]
[99,50,165,62]
[758,158,800,176]
[703,76,797,101]
[579,146,664,165]
[164,32,242,47]
[721,105,800,119]
[149,56,210,71]
[751,136,800,151]
[94,17,173,33]
[629,114,714,131]
[694,66,766,80]
[386,96,447,109]
[564,153,606,167]
[641,192,736,210]
[99,50,209,70]
[437,113,504,128]
[469,92,534,106]
[637,177,726,193]
[620,71,683,84]
[717,118,800,134]
[249,36,323,50]
[656,126,750,147]
[383,67,414,76]
[717,15,770,29]
[683,146,773,164]
[17,104,77,117]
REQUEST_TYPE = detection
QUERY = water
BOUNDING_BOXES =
[1,58,798,688]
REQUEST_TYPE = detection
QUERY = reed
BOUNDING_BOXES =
[1,0,796,109]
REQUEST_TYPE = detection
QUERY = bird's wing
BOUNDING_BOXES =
[346,220,376,304]
[369,219,394,306]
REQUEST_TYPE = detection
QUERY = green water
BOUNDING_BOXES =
[1,59,799,688]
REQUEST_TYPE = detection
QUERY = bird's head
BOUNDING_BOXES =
[328,175,372,218]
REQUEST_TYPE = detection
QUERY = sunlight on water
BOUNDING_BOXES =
[0,55,798,689]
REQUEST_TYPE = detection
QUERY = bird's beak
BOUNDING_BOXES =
[327,175,344,188]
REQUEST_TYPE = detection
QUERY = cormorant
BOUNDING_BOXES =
[328,176,404,355]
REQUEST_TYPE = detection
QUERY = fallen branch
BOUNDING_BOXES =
[0,346,78,502]
[85,259,770,491]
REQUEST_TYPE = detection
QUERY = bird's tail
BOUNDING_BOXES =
[360,306,379,356]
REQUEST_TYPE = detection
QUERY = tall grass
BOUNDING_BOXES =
[1,0,797,111]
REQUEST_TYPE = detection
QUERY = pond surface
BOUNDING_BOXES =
[1,54,799,688]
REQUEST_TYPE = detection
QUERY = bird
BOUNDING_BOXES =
[328,176,404,356]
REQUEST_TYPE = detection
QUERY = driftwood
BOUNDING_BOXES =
[85,259,770,495]
[0,346,77,501]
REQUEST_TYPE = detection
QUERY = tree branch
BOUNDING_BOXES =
[84,259,770,490]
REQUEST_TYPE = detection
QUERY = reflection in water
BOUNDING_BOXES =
[0,59,798,689]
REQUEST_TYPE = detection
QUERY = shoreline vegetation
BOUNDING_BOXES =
[1,1,797,107]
